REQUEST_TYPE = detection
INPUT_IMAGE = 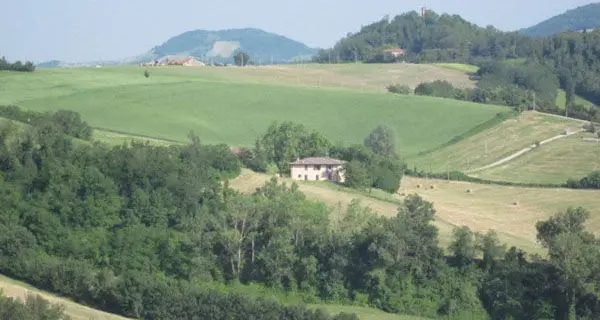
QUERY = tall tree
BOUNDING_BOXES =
[363,125,397,157]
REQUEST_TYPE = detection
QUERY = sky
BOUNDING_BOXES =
[1,0,597,63]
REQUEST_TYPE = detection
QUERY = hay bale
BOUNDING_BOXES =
[466,188,473,193]
[430,185,435,189]
[512,201,519,206]
[416,184,422,188]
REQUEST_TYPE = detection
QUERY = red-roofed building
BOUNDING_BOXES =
[382,48,406,57]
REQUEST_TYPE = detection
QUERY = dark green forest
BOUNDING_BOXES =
[0,56,35,72]
[312,9,600,122]
[1,109,600,319]
[519,3,600,37]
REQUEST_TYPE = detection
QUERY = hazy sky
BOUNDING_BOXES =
[1,0,596,62]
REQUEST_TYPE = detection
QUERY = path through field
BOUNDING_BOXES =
[466,128,586,173]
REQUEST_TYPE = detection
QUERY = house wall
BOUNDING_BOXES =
[290,164,345,183]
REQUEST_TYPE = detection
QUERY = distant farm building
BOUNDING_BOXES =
[382,48,406,58]
[290,157,346,183]
[167,57,205,67]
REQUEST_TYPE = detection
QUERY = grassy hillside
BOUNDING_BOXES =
[0,274,129,320]
[556,89,597,110]
[474,132,600,184]
[407,111,584,172]
[231,169,600,254]
[0,66,496,156]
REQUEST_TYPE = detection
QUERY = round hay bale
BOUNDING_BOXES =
[416,184,422,188]
[466,188,473,193]
[512,201,519,206]
[430,185,435,189]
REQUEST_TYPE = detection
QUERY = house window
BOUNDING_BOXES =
[304,165,308,171]
[298,174,302,178]
[304,175,308,180]
[327,165,332,170]
[316,174,319,180]
[315,165,321,170]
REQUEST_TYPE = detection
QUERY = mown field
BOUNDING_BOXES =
[0,66,503,156]
[0,274,128,320]
[407,111,585,172]
[231,170,600,254]
[475,131,600,184]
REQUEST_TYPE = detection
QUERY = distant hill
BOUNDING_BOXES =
[136,28,318,64]
[519,3,600,37]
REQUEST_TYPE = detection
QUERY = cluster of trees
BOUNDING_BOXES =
[567,171,600,189]
[0,56,35,72]
[2,111,600,318]
[3,112,600,319]
[0,292,69,320]
[0,105,93,140]
[234,51,251,66]
[239,121,405,193]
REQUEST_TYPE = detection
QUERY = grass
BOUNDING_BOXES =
[407,111,585,172]
[556,89,596,110]
[309,304,431,320]
[0,67,504,156]
[231,169,600,255]
[431,63,478,74]
[475,132,600,184]
[0,274,129,320]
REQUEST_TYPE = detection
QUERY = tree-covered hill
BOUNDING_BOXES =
[138,28,317,64]
[519,3,600,37]
[312,10,537,64]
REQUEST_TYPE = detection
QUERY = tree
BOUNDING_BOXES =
[234,52,251,66]
[343,160,371,189]
[144,69,150,78]
[363,125,396,157]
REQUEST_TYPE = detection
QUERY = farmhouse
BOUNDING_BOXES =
[290,157,346,183]
[382,48,406,57]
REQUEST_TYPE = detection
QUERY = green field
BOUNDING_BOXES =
[475,132,600,184]
[431,63,479,74]
[0,67,503,156]
[556,89,596,110]
[407,111,584,172]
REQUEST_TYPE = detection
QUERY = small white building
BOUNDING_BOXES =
[290,157,346,183]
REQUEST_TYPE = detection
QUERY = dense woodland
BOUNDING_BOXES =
[0,109,599,319]
[313,10,600,122]
[0,56,35,72]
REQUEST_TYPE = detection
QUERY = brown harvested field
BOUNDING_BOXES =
[407,111,585,172]
[0,274,129,320]
[231,170,600,254]
[142,62,476,92]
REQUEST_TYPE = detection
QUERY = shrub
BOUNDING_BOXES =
[387,84,412,94]
[144,69,150,78]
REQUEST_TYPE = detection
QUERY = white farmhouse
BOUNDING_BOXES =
[290,157,346,183]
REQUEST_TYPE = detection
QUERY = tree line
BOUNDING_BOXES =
[2,110,600,319]
[0,56,35,72]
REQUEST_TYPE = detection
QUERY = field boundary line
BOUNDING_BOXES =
[466,128,585,173]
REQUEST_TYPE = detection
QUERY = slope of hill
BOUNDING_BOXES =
[0,65,496,156]
[519,3,600,37]
[139,28,317,64]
